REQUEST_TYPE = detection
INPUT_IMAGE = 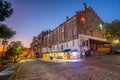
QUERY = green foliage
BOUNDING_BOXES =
[5,47,23,56]
[14,47,23,55]
[105,20,120,38]
[105,19,120,46]
[0,23,16,39]
[6,41,24,58]
[0,0,13,21]
[8,41,23,49]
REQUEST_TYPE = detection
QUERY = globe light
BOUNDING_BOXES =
[81,17,85,22]
[99,24,103,30]
[80,17,85,24]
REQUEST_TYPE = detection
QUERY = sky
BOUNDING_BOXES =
[2,0,120,48]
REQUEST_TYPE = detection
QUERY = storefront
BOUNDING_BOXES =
[71,49,80,59]
[43,52,50,59]
[63,49,80,60]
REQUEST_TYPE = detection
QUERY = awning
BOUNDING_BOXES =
[63,49,71,52]
[71,49,78,52]
[89,39,110,44]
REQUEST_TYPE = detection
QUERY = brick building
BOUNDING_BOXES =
[30,30,50,58]
[31,3,110,59]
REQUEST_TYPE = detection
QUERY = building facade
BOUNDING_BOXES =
[31,3,110,59]
[30,30,50,58]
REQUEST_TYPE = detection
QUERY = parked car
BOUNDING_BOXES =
[113,49,120,54]
[110,46,120,54]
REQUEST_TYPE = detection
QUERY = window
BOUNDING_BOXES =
[56,31,58,41]
[66,23,69,28]
[61,45,63,50]
[72,19,76,26]
[72,29,74,36]
[89,20,92,26]
[57,45,59,50]
[72,29,76,36]
[62,35,64,41]
[95,23,98,28]
[57,30,59,41]
[91,15,94,20]
[90,30,93,36]
[86,40,88,46]
[52,46,55,50]
[75,30,76,35]
[66,43,68,48]
[83,28,86,35]
[65,32,68,38]
[82,41,85,46]
[67,32,70,38]
[62,27,64,32]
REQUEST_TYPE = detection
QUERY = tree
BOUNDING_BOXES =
[0,0,13,21]
[105,19,120,45]
[5,41,23,63]
[5,46,22,63]
[0,0,14,64]
[7,41,23,49]
[0,23,16,59]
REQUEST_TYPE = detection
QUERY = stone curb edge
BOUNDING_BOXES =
[8,63,24,80]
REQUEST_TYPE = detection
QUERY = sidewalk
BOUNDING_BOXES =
[0,63,23,80]
[38,54,120,62]
[38,58,84,62]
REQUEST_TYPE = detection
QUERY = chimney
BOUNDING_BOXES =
[66,16,69,20]
[76,11,79,14]
[83,3,87,11]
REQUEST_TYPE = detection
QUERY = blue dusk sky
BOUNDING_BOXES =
[3,0,120,47]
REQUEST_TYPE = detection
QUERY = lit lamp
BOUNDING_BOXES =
[99,23,103,30]
[114,40,119,44]
[80,17,85,24]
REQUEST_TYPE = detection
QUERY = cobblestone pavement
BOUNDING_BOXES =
[83,54,120,72]
[15,55,120,80]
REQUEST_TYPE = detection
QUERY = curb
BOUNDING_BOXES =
[8,63,24,80]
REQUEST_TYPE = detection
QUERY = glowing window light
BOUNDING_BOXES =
[72,52,77,56]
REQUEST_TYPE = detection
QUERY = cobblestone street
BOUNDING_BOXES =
[15,55,120,80]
